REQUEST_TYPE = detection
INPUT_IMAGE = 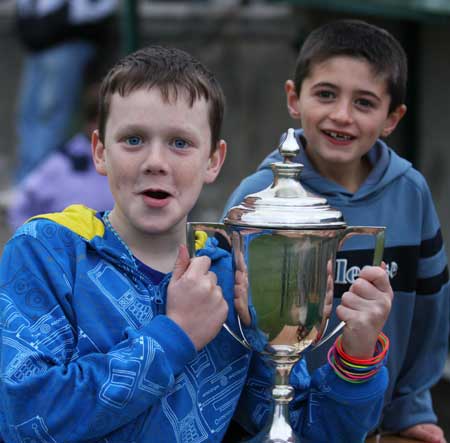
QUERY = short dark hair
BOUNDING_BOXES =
[82,83,101,125]
[98,46,225,151]
[293,20,408,113]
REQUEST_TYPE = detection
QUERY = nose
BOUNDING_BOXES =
[141,143,169,175]
[329,100,353,124]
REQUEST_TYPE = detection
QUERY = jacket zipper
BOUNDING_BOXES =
[153,276,170,315]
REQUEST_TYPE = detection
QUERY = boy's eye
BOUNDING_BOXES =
[172,138,189,149]
[355,98,375,109]
[125,136,142,146]
[316,90,335,100]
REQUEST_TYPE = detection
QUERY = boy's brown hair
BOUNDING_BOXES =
[98,46,225,150]
[293,19,408,113]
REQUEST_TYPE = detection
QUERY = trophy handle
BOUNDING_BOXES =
[338,226,386,267]
[186,222,252,350]
[314,226,386,349]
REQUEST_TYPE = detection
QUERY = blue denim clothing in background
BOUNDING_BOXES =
[14,0,119,182]
[15,41,95,182]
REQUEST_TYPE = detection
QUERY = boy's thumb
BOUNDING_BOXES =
[171,244,191,280]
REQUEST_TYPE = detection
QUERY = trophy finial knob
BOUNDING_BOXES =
[279,128,299,162]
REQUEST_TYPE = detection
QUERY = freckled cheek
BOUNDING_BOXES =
[110,166,134,191]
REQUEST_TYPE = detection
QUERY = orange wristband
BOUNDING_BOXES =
[335,332,389,365]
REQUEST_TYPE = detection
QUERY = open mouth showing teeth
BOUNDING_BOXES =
[324,130,354,141]
[144,190,170,199]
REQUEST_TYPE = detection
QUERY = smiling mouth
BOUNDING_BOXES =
[323,130,355,141]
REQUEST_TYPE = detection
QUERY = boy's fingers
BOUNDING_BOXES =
[171,244,191,280]
[400,424,446,443]
[235,269,247,286]
[186,255,212,276]
[358,266,392,294]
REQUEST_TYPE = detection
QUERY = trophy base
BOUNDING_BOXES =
[245,430,300,443]
[244,417,300,443]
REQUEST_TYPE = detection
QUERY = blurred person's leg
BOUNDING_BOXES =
[15,41,96,182]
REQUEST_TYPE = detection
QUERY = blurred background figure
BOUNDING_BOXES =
[13,0,119,184]
[7,83,114,231]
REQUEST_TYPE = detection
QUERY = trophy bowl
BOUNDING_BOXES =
[187,129,385,443]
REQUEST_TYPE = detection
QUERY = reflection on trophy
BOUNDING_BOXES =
[187,128,385,443]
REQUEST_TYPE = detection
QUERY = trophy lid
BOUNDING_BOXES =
[224,128,346,229]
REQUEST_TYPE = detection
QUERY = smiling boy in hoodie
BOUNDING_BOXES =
[223,19,449,443]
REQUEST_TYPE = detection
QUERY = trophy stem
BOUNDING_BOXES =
[250,357,300,443]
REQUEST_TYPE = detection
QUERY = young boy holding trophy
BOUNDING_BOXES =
[0,45,392,442]
[224,19,449,443]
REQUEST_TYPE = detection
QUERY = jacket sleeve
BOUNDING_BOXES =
[380,180,450,432]
[0,234,197,443]
[233,352,388,443]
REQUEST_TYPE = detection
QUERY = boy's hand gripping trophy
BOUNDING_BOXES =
[188,129,385,443]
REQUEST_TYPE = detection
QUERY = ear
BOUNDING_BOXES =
[204,139,227,184]
[381,104,407,138]
[285,80,301,120]
[91,129,107,176]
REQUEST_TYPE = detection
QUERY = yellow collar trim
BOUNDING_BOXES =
[28,204,105,241]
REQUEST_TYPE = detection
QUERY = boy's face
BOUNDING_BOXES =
[92,87,226,240]
[286,56,406,178]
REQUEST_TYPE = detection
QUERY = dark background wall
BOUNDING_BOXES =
[133,2,450,255]
[1,2,449,249]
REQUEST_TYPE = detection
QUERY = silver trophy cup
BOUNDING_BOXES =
[187,129,385,443]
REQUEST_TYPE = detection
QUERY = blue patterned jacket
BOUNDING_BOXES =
[0,205,387,442]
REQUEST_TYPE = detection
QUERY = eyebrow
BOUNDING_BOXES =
[312,82,382,102]
[115,123,201,141]
[116,123,145,134]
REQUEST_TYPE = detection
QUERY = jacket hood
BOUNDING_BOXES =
[26,205,138,273]
[257,129,412,204]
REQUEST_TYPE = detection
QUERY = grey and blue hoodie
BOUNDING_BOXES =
[223,129,450,434]
[0,205,388,443]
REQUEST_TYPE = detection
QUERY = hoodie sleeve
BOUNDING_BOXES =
[233,352,388,442]
[0,233,197,443]
[380,177,449,432]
